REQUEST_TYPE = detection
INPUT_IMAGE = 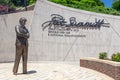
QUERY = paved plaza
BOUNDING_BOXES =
[0,62,114,80]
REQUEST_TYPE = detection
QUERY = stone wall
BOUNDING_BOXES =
[29,0,120,61]
[80,58,120,80]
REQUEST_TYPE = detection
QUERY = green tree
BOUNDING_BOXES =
[112,0,120,11]
[94,0,104,6]
[11,0,22,6]
[0,0,8,5]
[11,0,31,6]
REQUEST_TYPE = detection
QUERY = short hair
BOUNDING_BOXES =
[19,17,27,23]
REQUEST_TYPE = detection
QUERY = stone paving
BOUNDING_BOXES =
[0,62,114,80]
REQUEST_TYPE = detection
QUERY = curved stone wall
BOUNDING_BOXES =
[80,58,120,80]
[29,0,120,61]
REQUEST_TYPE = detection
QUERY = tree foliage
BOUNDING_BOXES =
[80,0,97,7]
[49,0,120,16]
[29,0,37,5]
[94,0,104,6]
[112,0,120,11]
[0,0,36,6]
[50,0,104,7]
[80,0,104,7]
[0,0,8,5]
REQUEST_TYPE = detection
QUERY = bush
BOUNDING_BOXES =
[111,53,120,62]
[29,0,37,5]
[80,0,97,7]
[50,0,67,4]
[99,52,107,59]
[10,3,16,9]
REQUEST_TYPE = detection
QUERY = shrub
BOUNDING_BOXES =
[111,52,120,62]
[29,0,37,5]
[80,0,97,7]
[99,52,107,59]
[50,0,67,4]
[10,3,16,9]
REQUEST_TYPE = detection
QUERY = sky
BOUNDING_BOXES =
[101,0,114,8]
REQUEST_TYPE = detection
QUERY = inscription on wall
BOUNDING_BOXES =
[42,14,110,37]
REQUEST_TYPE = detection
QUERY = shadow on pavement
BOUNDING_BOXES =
[14,70,37,75]
[27,70,37,74]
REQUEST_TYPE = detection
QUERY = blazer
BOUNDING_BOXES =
[15,25,29,46]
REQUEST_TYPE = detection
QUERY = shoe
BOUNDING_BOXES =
[23,72,27,74]
[13,73,17,75]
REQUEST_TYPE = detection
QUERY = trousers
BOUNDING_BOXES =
[13,44,28,73]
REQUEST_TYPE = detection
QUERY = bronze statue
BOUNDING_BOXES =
[13,17,30,75]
